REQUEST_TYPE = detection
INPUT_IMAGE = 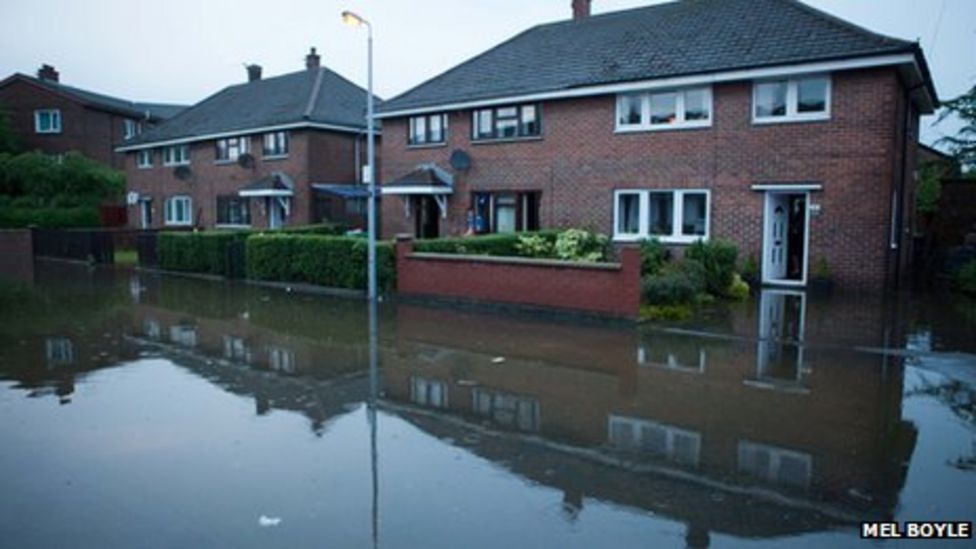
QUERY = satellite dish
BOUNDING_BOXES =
[174,165,192,180]
[237,153,254,169]
[449,149,471,171]
[126,191,139,206]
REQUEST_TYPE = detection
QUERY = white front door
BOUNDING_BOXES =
[140,201,152,229]
[268,198,282,229]
[764,194,789,281]
[762,192,809,285]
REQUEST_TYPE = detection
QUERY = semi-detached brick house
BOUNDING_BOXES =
[377,0,938,290]
[0,65,185,169]
[118,49,380,230]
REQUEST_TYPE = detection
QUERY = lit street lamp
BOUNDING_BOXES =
[342,9,377,302]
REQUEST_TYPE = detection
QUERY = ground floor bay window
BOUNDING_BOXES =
[613,189,709,243]
[471,191,540,234]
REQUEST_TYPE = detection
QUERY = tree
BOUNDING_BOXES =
[0,109,18,154]
[937,84,976,172]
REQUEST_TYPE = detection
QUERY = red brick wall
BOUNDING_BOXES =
[381,67,912,289]
[0,78,135,169]
[395,236,640,318]
[124,129,362,229]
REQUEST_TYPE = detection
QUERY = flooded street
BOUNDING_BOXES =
[1,261,974,548]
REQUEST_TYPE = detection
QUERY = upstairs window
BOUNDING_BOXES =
[754,75,830,123]
[123,119,141,140]
[34,109,61,133]
[408,113,447,146]
[472,104,541,141]
[262,131,289,157]
[613,189,709,243]
[162,145,190,166]
[616,87,712,131]
[215,136,249,162]
[136,149,153,168]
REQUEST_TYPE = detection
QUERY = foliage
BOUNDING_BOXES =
[515,233,554,258]
[0,205,100,227]
[552,228,609,262]
[684,239,738,296]
[640,260,706,306]
[0,109,18,154]
[245,233,395,292]
[639,238,670,276]
[726,273,750,301]
[937,84,976,172]
[740,255,759,280]
[114,249,138,265]
[416,230,562,257]
[0,151,124,210]
[640,303,695,322]
[812,257,831,280]
[955,259,976,296]
[915,163,944,215]
[279,223,351,236]
[158,231,251,277]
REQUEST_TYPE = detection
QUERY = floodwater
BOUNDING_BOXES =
[1,260,974,548]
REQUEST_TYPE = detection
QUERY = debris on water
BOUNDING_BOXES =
[258,515,282,527]
[491,356,506,364]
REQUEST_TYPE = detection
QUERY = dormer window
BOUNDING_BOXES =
[408,114,447,146]
[753,75,830,123]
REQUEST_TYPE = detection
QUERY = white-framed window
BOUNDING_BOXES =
[613,189,710,243]
[215,136,250,162]
[222,336,252,364]
[169,324,198,347]
[616,86,712,131]
[753,75,830,123]
[471,388,540,432]
[408,113,448,146]
[144,319,161,340]
[34,109,62,133]
[409,377,449,408]
[123,119,141,140]
[262,131,289,157]
[608,415,702,466]
[162,145,190,166]
[164,195,192,226]
[136,149,153,168]
[737,440,812,488]
[268,346,295,373]
[471,104,541,141]
[45,337,74,366]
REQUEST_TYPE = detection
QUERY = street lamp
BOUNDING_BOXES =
[342,9,376,302]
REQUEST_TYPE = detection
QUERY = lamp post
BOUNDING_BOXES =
[342,9,376,302]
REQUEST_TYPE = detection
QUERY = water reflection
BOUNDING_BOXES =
[0,261,974,548]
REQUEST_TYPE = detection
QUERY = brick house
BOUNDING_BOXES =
[118,49,379,230]
[0,64,185,169]
[377,0,937,290]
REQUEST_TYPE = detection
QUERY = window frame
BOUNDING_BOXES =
[136,149,153,169]
[164,195,193,226]
[471,104,542,142]
[612,189,711,244]
[162,145,190,166]
[34,109,62,134]
[752,75,831,124]
[215,195,251,228]
[615,86,713,132]
[123,119,141,140]
[408,113,448,147]
[215,136,250,163]
[262,131,289,158]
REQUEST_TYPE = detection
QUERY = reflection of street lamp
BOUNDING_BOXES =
[342,9,376,301]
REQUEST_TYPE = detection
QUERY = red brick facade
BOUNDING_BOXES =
[0,77,147,169]
[123,129,369,229]
[380,67,920,290]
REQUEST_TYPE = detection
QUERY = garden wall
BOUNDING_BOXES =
[395,235,640,319]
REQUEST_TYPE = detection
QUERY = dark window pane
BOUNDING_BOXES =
[519,105,538,136]
[429,115,444,143]
[619,94,643,126]
[648,193,674,235]
[756,81,787,117]
[684,89,709,121]
[618,194,640,234]
[682,193,707,236]
[797,78,827,113]
[650,92,677,125]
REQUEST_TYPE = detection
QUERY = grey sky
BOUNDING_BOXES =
[2,0,973,145]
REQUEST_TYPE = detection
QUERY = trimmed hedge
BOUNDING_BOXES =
[414,230,562,257]
[158,231,250,277]
[0,206,100,228]
[246,233,395,292]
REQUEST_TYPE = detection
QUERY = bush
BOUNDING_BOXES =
[246,233,395,292]
[279,223,350,236]
[515,233,553,258]
[415,230,561,257]
[726,273,750,300]
[158,231,250,277]
[955,259,976,296]
[640,260,706,305]
[685,239,738,297]
[553,229,609,262]
[0,205,100,228]
[639,238,669,275]
[0,151,123,208]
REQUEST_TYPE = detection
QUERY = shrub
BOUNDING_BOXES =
[726,273,750,300]
[640,260,706,305]
[280,223,350,236]
[685,239,738,297]
[415,230,561,257]
[158,231,250,277]
[246,234,395,292]
[553,229,609,262]
[515,233,553,258]
[639,238,669,275]
[740,255,759,280]
[0,151,123,208]
[0,205,100,228]
[955,259,976,296]
[640,304,695,322]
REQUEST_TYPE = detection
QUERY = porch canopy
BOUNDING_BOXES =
[238,172,295,198]
[381,163,454,217]
[311,183,370,199]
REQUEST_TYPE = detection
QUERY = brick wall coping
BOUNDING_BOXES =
[407,251,622,271]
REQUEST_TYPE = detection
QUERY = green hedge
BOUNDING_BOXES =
[414,230,562,256]
[245,233,395,292]
[0,206,100,228]
[158,231,251,277]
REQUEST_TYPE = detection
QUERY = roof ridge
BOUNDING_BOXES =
[304,67,326,119]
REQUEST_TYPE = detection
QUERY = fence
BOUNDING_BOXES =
[0,229,34,282]
[32,228,115,263]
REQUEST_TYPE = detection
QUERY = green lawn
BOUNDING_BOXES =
[114,249,138,265]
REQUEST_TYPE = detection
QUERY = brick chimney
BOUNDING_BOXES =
[572,0,591,20]
[246,64,262,82]
[305,47,321,71]
[37,64,59,83]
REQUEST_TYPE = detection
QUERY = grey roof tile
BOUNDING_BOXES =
[4,74,187,121]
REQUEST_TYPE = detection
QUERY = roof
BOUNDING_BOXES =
[122,67,382,149]
[0,73,186,121]
[239,172,295,196]
[379,0,934,116]
[312,184,370,199]
[389,164,454,187]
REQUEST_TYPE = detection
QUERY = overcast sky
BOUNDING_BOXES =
[2,0,973,145]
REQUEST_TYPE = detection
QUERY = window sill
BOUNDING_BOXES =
[614,122,712,134]
[262,154,289,161]
[471,135,543,146]
[406,142,447,150]
[752,114,829,125]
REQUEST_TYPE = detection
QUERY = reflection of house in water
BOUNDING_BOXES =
[383,298,917,542]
